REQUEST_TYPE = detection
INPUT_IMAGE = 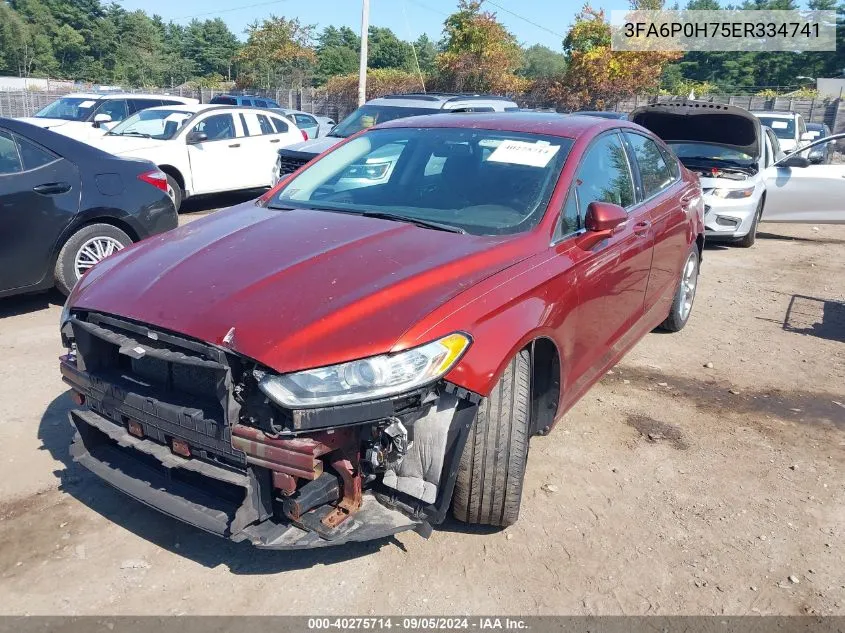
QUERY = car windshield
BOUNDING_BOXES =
[756,116,795,140]
[267,127,572,236]
[34,97,100,121]
[329,105,440,138]
[668,142,754,164]
[805,124,826,140]
[107,108,194,140]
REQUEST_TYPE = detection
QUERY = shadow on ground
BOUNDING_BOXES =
[0,289,64,319]
[36,392,414,573]
[782,294,845,344]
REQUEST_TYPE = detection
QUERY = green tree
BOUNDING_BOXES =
[314,25,359,85]
[368,26,414,71]
[412,34,438,75]
[436,0,526,93]
[520,44,567,79]
[236,16,316,89]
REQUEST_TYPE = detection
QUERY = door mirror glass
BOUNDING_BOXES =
[779,154,811,168]
[585,201,628,232]
[186,130,208,145]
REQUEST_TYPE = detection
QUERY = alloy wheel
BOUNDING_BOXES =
[73,236,125,279]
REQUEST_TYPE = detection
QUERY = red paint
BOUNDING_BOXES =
[67,113,703,425]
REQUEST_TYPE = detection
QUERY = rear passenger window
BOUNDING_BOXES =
[625,133,674,198]
[255,100,268,108]
[16,136,57,170]
[270,117,289,133]
[576,133,635,210]
[0,130,22,175]
[257,114,275,135]
[241,99,254,106]
[129,98,163,113]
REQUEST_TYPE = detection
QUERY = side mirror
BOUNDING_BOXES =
[186,130,208,145]
[92,113,112,128]
[779,154,810,168]
[577,201,628,250]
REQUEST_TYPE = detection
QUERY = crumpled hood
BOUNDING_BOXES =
[630,100,761,159]
[281,135,343,156]
[89,135,168,155]
[17,117,69,130]
[69,202,533,374]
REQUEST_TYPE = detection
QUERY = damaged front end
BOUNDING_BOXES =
[59,312,479,549]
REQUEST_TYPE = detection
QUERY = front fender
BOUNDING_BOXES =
[393,250,577,397]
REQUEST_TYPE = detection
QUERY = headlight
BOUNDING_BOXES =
[344,161,390,180]
[711,187,755,199]
[257,333,471,408]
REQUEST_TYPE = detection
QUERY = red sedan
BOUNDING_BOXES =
[59,113,704,548]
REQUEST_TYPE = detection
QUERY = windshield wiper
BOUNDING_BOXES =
[360,211,466,234]
[111,131,151,138]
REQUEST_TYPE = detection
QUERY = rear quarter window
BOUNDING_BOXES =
[210,96,237,105]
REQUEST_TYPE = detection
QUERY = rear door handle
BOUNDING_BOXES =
[228,143,241,148]
[33,182,71,195]
[634,220,651,236]
[269,139,281,143]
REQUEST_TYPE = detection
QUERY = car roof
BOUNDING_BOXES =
[368,93,519,109]
[59,92,193,100]
[750,111,798,117]
[373,111,622,138]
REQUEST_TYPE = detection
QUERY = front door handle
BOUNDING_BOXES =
[228,143,241,148]
[633,220,651,236]
[269,139,281,143]
[33,182,71,195]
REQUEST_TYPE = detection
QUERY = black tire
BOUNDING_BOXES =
[452,349,531,527]
[659,244,700,333]
[165,173,183,212]
[54,223,132,295]
[736,198,763,248]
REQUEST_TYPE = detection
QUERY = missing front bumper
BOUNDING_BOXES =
[68,408,425,549]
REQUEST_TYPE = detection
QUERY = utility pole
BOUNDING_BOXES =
[358,0,369,106]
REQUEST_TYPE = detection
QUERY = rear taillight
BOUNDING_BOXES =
[138,169,168,193]
[301,129,308,141]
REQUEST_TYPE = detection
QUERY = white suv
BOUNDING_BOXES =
[18,92,198,144]
[750,110,810,154]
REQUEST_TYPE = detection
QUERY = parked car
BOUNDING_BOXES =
[17,93,198,144]
[60,113,705,549]
[269,108,334,139]
[750,110,810,154]
[209,94,281,108]
[632,101,845,246]
[804,122,833,164]
[0,118,176,298]
[272,93,520,184]
[573,111,629,120]
[90,104,305,210]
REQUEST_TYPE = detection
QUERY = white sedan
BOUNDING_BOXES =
[90,104,306,210]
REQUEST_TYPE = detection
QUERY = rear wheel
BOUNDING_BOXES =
[164,174,183,212]
[452,350,531,527]
[736,198,763,248]
[660,245,700,333]
[54,224,132,295]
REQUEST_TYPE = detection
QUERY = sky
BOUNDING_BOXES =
[115,0,638,49]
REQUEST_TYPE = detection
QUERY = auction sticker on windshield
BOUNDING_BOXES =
[487,140,560,168]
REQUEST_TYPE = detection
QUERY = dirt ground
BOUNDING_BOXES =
[0,219,842,616]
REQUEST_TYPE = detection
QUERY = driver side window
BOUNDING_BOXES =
[192,114,236,141]
[94,99,128,122]
[575,133,635,210]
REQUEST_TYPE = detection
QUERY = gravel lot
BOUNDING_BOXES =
[0,213,842,616]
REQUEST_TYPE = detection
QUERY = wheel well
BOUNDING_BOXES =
[526,337,560,436]
[696,233,704,259]
[60,218,140,252]
[758,190,766,217]
[159,164,185,190]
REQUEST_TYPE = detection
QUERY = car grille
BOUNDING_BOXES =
[68,313,247,472]
[276,151,314,177]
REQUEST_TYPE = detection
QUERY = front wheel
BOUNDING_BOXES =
[736,198,763,248]
[54,224,132,295]
[452,350,531,527]
[659,245,700,332]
